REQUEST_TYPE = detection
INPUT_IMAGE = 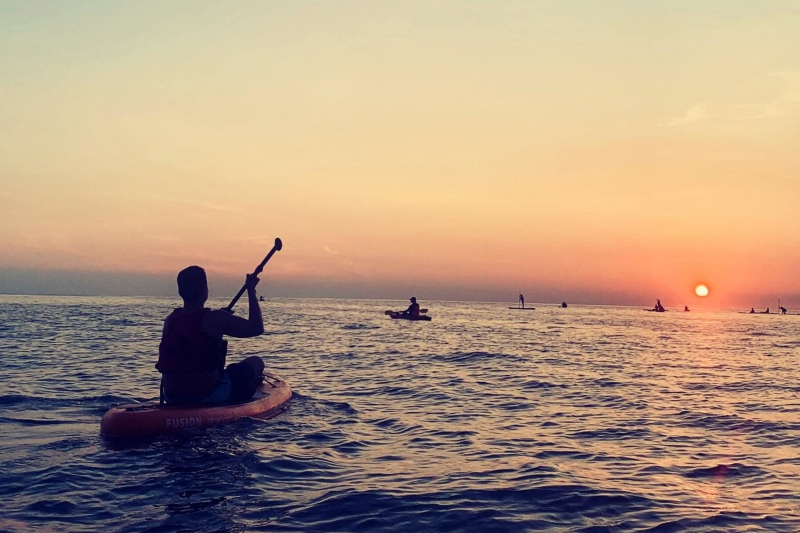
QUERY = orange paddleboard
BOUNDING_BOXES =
[101,372,291,438]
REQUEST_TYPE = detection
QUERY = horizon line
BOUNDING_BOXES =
[0,291,782,311]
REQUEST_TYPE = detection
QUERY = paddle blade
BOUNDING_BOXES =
[420,308,428,314]
[274,237,283,251]
[384,310,393,315]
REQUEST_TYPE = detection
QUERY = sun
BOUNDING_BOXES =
[695,284,709,297]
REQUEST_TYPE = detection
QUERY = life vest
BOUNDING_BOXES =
[156,308,227,376]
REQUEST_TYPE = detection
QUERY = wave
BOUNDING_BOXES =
[637,511,782,533]
[674,410,800,435]
[0,416,70,426]
[292,393,360,416]
[0,393,142,408]
[682,462,767,479]
[521,380,568,390]
[570,426,660,441]
[435,351,523,364]
[283,485,656,532]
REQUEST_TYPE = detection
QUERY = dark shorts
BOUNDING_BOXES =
[225,360,260,402]
[163,361,260,405]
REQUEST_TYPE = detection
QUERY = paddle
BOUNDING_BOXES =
[226,237,283,312]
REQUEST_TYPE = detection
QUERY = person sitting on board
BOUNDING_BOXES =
[654,299,665,312]
[156,266,266,405]
[763,307,770,314]
[519,293,525,309]
[750,307,755,313]
[684,305,690,312]
[402,297,421,318]
[780,306,788,315]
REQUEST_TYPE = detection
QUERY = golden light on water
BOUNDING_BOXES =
[695,284,709,297]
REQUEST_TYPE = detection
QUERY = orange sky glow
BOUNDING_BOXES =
[1,1,799,307]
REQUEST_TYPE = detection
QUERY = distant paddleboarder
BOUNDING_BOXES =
[780,306,788,315]
[402,297,421,318]
[653,299,665,312]
[519,293,525,309]
[684,305,690,312]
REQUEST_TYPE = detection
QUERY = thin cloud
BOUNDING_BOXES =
[662,71,800,128]
[662,103,711,127]
[322,244,360,274]
[768,70,800,112]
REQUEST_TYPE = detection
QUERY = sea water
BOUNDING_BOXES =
[1,295,798,532]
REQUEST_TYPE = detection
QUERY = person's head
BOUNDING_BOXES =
[410,297,417,303]
[177,266,208,306]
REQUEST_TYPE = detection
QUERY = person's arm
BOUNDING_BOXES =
[245,274,264,335]
[202,274,265,338]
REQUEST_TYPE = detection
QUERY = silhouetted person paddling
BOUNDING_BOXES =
[654,299,665,312]
[780,306,788,315]
[402,297,421,318]
[156,266,265,405]
[519,293,525,309]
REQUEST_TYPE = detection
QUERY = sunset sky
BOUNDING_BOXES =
[2,1,799,307]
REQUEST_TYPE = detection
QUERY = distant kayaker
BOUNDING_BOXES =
[519,293,525,309]
[259,295,265,302]
[654,299,665,312]
[750,308,755,313]
[156,266,266,405]
[561,302,567,308]
[763,307,770,314]
[684,305,690,312]
[402,297,421,318]
[780,306,788,315]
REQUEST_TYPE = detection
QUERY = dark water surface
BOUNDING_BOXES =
[1,295,799,532]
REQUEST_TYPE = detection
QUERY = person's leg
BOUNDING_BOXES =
[226,356,265,402]
[199,373,233,404]
[241,355,265,376]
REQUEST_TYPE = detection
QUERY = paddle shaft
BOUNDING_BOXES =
[226,239,282,312]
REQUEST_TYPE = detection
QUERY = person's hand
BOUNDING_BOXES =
[245,273,260,291]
